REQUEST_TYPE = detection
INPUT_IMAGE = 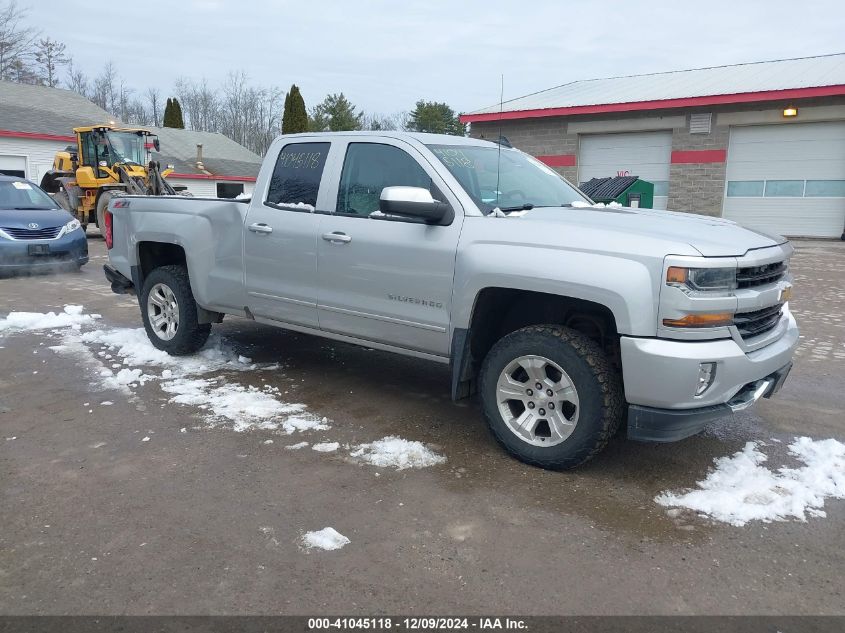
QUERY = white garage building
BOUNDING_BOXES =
[464,53,845,238]
[0,81,261,198]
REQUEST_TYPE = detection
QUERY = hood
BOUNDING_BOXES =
[518,206,786,257]
[0,207,74,230]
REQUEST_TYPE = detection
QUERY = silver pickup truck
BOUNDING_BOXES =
[103,131,798,469]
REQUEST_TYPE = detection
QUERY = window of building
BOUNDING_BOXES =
[764,180,804,197]
[217,182,244,199]
[804,180,845,197]
[336,143,432,216]
[727,181,765,197]
[266,142,330,208]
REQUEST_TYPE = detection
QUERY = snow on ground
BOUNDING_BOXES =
[2,306,322,434]
[301,527,350,551]
[312,442,340,453]
[349,436,446,470]
[656,437,845,526]
[160,378,311,433]
[0,305,100,332]
[286,442,309,450]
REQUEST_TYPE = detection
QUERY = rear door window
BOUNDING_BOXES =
[266,142,330,209]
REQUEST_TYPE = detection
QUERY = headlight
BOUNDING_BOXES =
[61,219,82,236]
[666,266,737,291]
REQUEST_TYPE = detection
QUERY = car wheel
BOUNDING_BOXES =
[140,265,211,355]
[479,324,623,470]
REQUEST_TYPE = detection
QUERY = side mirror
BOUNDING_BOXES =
[379,186,451,224]
[153,138,160,152]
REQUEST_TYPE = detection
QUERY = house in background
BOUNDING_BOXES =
[462,53,845,238]
[0,81,261,198]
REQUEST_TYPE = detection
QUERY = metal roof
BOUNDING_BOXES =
[0,80,261,178]
[464,53,845,120]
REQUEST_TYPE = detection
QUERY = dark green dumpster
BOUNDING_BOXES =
[579,176,655,208]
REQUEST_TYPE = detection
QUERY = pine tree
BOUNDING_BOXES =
[162,97,174,127]
[172,98,185,129]
[407,100,465,136]
[281,91,292,134]
[282,84,308,134]
[308,93,362,132]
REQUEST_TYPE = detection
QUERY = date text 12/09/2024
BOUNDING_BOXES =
[307,617,527,630]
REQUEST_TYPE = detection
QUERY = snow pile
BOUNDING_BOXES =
[301,527,350,551]
[160,378,309,432]
[570,200,623,209]
[350,436,446,470]
[0,305,100,332]
[81,327,252,373]
[312,442,339,453]
[656,437,845,526]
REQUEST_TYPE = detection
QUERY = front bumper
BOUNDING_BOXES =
[621,310,799,442]
[0,231,88,270]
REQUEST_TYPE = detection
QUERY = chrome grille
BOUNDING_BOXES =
[1,226,62,240]
[736,261,786,288]
[734,304,783,338]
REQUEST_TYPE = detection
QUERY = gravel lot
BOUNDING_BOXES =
[1,237,843,615]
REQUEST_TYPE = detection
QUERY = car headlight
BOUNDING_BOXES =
[58,219,82,237]
[666,266,737,291]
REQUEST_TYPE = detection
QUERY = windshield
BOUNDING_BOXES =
[427,144,590,213]
[104,131,146,165]
[0,180,60,210]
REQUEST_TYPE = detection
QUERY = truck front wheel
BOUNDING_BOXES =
[479,325,623,470]
[140,265,211,355]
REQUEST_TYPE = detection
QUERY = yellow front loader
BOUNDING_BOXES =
[40,124,177,229]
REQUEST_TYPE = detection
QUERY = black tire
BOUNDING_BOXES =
[140,265,211,355]
[96,191,112,230]
[479,325,624,470]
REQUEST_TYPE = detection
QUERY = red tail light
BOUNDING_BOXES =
[104,210,113,249]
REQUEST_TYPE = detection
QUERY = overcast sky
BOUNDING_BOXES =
[31,0,844,115]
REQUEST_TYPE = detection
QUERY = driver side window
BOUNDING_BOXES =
[336,143,432,216]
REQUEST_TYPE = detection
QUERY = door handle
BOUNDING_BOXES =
[322,231,352,244]
[249,223,273,234]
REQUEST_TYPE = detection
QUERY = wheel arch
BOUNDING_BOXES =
[450,287,621,401]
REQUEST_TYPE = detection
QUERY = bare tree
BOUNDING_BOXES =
[362,112,407,131]
[91,61,118,115]
[175,76,219,132]
[33,37,68,87]
[146,87,161,126]
[66,57,89,96]
[0,0,38,81]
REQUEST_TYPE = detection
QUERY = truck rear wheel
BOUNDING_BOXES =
[479,325,623,470]
[140,265,211,355]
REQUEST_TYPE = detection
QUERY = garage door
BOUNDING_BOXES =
[723,122,845,238]
[0,155,26,178]
[578,131,672,209]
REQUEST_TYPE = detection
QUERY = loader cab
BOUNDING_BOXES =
[77,127,148,180]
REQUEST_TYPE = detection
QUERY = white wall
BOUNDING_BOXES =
[169,179,256,198]
[0,137,66,183]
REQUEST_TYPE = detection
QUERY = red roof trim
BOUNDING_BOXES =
[0,129,76,142]
[168,172,257,182]
[460,85,845,123]
[537,154,577,167]
[671,149,727,164]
